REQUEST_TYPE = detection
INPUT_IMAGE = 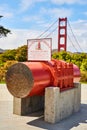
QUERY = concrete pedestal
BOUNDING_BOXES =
[13,96,44,115]
[44,83,81,123]
[13,83,81,123]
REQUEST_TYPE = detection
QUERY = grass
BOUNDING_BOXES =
[0,81,6,84]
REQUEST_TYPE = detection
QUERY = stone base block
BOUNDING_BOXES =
[44,83,81,123]
[13,96,44,115]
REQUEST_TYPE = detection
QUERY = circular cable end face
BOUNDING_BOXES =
[6,63,34,98]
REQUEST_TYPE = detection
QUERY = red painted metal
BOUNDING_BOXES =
[25,60,80,96]
[23,61,52,96]
[58,17,67,51]
[73,64,81,82]
[6,60,80,98]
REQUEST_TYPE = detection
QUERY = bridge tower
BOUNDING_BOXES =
[58,17,67,51]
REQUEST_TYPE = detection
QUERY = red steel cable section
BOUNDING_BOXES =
[6,60,80,98]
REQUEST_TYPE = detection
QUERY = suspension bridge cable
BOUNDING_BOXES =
[36,19,58,38]
[67,20,83,52]
[68,35,78,52]
[46,26,58,38]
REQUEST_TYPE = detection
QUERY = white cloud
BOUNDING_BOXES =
[23,16,41,22]
[19,0,33,12]
[0,28,58,50]
[51,0,87,5]
[67,19,87,52]
[0,19,87,52]
[47,8,73,19]
[19,0,46,12]
[84,11,87,16]
[69,20,87,34]
[0,4,13,18]
[0,29,41,49]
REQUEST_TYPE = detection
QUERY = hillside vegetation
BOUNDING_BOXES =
[0,45,87,83]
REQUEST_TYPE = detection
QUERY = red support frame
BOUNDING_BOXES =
[58,17,67,52]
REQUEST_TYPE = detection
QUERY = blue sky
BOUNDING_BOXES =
[0,0,87,52]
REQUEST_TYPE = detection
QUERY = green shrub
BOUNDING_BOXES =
[15,45,27,61]
[80,59,87,71]
[0,67,6,82]
[0,60,18,82]
[80,71,87,83]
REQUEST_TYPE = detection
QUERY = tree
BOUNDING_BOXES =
[0,16,11,37]
[15,45,27,61]
[0,49,16,62]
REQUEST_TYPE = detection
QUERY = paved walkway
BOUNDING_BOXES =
[0,84,87,130]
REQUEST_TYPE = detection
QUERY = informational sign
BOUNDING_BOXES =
[27,38,52,61]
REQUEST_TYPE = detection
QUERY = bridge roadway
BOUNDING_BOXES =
[0,84,87,130]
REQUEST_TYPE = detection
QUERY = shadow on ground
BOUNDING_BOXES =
[27,104,87,130]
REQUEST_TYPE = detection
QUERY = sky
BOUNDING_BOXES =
[0,0,87,52]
